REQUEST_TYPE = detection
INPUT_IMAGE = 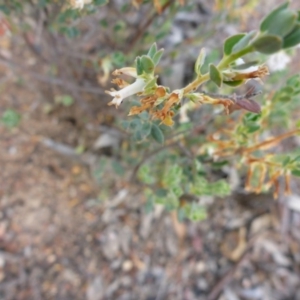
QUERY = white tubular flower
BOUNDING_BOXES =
[267,51,291,72]
[70,0,91,10]
[106,78,147,108]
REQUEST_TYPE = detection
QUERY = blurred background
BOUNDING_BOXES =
[1,0,300,299]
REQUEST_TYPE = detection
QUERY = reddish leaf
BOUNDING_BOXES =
[236,99,261,113]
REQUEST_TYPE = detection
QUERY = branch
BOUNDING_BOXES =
[0,56,106,96]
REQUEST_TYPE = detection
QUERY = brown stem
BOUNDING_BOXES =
[242,129,300,153]
[125,0,173,54]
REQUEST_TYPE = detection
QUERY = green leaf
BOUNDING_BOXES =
[155,188,168,197]
[111,160,125,176]
[144,197,154,214]
[200,49,220,74]
[133,130,144,142]
[151,124,164,144]
[57,9,79,23]
[55,95,74,106]
[163,165,182,188]
[223,80,244,87]
[141,122,152,138]
[121,120,130,130]
[1,109,21,128]
[100,19,108,27]
[211,180,231,196]
[291,155,300,163]
[287,74,300,86]
[113,21,125,32]
[292,169,300,177]
[252,34,283,54]
[246,123,260,133]
[111,51,125,67]
[136,57,143,75]
[265,10,297,37]
[282,156,291,167]
[129,118,141,130]
[223,34,245,55]
[138,111,149,120]
[147,43,157,59]
[185,203,207,222]
[278,95,292,102]
[280,86,294,94]
[140,55,155,74]
[152,49,164,66]
[232,31,257,53]
[138,165,155,184]
[194,48,206,75]
[93,0,108,5]
[212,160,229,169]
[283,23,300,48]
[63,27,80,38]
[260,2,289,32]
[0,5,10,15]
[171,186,183,197]
[245,112,261,122]
[209,64,222,87]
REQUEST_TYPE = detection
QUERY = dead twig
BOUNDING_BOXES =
[0,56,106,96]
[207,235,260,300]
[125,0,173,54]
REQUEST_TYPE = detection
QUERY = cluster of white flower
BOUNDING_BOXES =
[69,0,92,10]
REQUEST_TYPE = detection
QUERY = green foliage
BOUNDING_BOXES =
[93,0,108,5]
[1,109,21,128]
[55,95,74,106]
[257,1,300,53]
[182,203,207,222]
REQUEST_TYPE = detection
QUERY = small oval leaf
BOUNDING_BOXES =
[260,2,289,32]
[283,23,300,48]
[292,169,300,177]
[151,124,164,144]
[224,34,245,56]
[223,80,244,87]
[209,64,222,87]
[140,55,155,74]
[141,122,152,138]
[236,99,261,113]
[232,31,257,53]
[252,35,283,54]
[147,43,157,58]
[136,57,143,75]
[194,48,206,75]
[278,95,292,102]
[153,49,164,66]
[266,10,297,37]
